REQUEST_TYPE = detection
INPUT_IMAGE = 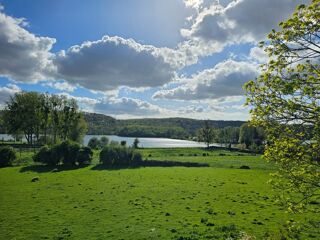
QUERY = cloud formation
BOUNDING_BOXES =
[179,0,307,57]
[0,9,55,82]
[53,36,179,91]
[0,84,21,107]
[153,59,259,100]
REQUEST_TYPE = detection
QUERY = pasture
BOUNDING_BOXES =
[0,148,319,239]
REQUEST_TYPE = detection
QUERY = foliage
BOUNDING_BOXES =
[197,120,215,148]
[99,136,109,148]
[245,0,320,210]
[33,141,91,166]
[2,92,87,145]
[132,138,140,148]
[239,123,265,149]
[77,146,93,166]
[0,146,16,167]
[82,112,245,138]
[99,145,142,166]
[88,137,100,149]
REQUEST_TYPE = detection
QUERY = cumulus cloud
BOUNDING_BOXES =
[153,59,259,100]
[0,9,55,82]
[249,46,268,63]
[0,84,21,107]
[94,97,162,116]
[179,0,307,57]
[53,36,180,91]
[44,81,76,92]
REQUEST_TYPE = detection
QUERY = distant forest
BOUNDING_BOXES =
[82,112,245,139]
[0,110,245,139]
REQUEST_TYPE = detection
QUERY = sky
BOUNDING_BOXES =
[0,0,308,120]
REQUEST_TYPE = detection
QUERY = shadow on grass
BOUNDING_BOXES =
[19,164,89,173]
[91,160,209,171]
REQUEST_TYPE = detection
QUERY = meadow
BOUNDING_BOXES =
[0,148,319,240]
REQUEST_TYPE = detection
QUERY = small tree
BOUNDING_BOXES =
[88,137,100,149]
[197,120,215,148]
[99,136,109,148]
[132,138,140,148]
[0,146,16,167]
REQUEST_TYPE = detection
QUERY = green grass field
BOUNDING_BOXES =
[0,148,319,239]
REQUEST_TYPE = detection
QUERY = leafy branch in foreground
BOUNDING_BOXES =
[245,0,320,211]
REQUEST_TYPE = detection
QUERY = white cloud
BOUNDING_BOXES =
[53,36,180,91]
[153,59,259,100]
[249,46,268,63]
[0,10,56,82]
[179,0,308,58]
[44,81,76,92]
[0,84,21,108]
[94,97,162,116]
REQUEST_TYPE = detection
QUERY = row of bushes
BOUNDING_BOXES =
[99,145,142,166]
[1,141,143,168]
[33,141,93,166]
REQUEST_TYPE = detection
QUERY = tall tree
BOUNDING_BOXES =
[3,92,42,144]
[245,0,320,210]
[197,120,215,148]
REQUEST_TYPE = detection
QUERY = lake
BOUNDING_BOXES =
[83,135,208,148]
[0,134,208,148]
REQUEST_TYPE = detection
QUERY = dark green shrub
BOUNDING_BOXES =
[59,141,80,166]
[88,137,100,149]
[99,136,109,148]
[120,140,126,146]
[99,145,142,166]
[77,146,93,165]
[0,146,16,167]
[34,145,52,165]
[131,151,142,164]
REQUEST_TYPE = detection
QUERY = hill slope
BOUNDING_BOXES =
[83,112,245,139]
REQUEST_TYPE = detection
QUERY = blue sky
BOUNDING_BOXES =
[0,0,307,119]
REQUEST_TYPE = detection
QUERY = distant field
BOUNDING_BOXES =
[0,148,319,239]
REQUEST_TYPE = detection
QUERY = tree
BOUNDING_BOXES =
[3,92,42,144]
[197,120,215,148]
[88,137,100,149]
[99,136,109,148]
[244,0,320,210]
[239,123,264,149]
[132,138,140,148]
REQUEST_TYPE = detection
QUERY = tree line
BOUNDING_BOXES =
[2,92,87,145]
[197,121,265,152]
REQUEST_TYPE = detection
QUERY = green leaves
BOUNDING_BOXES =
[245,0,320,211]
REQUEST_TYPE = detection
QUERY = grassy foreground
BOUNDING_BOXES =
[0,148,319,239]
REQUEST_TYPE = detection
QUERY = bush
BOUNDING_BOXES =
[99,136,109,148]
[99,145,142,166]
[59,141,80,166]
[0,146,16,167]
[88,137,100,149]
[33,141,88,166]
[33,145,55,165]
[77,146,93,165]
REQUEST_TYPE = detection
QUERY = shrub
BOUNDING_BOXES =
[77,146,93,165]
[120,140,127,146]
[34,141,84,166]
[100,145,142,166]
[99,136,109,148]
[0,146,16,167]
[34,145,53,165]
[88,137,100,149]
[59,141,80,166]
